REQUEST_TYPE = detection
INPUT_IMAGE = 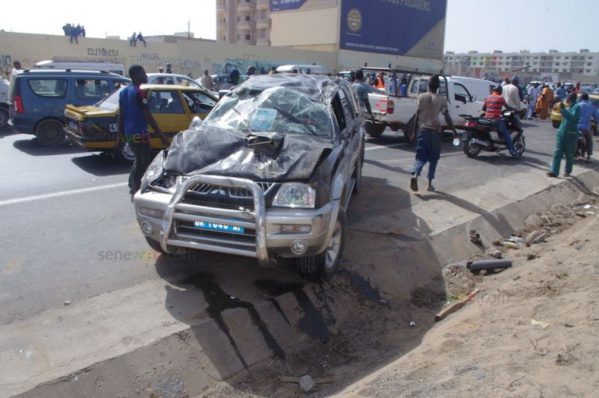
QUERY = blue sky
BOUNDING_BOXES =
[1,0,597,54]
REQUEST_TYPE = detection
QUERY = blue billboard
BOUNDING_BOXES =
[340,0,447,56]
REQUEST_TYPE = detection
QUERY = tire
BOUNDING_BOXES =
[35,119,65,146]
[352,148,364,194]
[513,135,526,157]
[0,107,8,129]
[551,120,560,128]
[402,116,417,145]
[145,236,167,254]
[114,143,135,164]
[463,132,481,158]
[296,211,347,282]
[365,121,386,137]
[389,123,401,132]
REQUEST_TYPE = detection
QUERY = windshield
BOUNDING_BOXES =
[202,86,334,137]
[95,86,125,111]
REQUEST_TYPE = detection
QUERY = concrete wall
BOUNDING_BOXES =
[270,7,339,48]
[0,31,338,78]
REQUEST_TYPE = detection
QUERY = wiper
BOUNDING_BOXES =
[272,105,317,136]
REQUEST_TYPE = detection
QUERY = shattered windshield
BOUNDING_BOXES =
[203,86,334,137]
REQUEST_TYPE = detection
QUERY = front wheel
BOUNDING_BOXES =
[463,132,481,158]
[296,211,347,282]
[35,119,65,146]
[513,135,526,157]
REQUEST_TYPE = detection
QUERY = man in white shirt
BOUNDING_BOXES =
[503,76,521,111]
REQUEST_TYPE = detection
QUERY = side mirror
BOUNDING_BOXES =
[189,116,203,130]
[470,95,477,102]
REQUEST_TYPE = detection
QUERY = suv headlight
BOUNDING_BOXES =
[273,183,316,209]
[140,150,165,192]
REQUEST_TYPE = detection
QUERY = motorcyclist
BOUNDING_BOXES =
[482,85,519,157]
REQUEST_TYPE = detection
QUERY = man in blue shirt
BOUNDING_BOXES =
[555,82,567,102]
[118,65,168,200]
[577,92,599,163]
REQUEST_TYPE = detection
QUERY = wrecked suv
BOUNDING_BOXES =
[134,74,365,280]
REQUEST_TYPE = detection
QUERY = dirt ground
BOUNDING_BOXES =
[195,189,599,398]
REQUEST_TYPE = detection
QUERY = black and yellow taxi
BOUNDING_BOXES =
[550,93,599,131]
[64,84,217,162]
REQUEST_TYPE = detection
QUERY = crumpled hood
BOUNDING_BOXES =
[163,126,334,181]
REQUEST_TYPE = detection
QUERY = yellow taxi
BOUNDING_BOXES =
[550,93,599,130]
[64,84,217,162]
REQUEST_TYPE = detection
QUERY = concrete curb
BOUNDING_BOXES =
[2,168,597,397]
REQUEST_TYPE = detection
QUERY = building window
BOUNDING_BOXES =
[245,34,251,40]
[245,15,251,21]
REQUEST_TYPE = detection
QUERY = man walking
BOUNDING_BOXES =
[117,65,169,200]
[200,69,216,91]
[526,83,539,120]
[577,92,599,163]
[547,92,581,178]
[352,69,375,120]
[409,75,457,192]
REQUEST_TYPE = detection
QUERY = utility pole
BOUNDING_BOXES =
[188,21,191,39]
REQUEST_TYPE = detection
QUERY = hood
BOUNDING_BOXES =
[163,126,333,181]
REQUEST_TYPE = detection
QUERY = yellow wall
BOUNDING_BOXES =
[0,31,338,78]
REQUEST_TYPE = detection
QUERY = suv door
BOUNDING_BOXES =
[147,89,190,136]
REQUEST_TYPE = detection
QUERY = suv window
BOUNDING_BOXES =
[75,79,112,100]
[338,89,354,124]
[28,79,67,98]
[182,90,217,113]
[453,83,471,102]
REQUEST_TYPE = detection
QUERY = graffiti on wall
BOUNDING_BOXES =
[87,47,120,58]
[134,52,204,76]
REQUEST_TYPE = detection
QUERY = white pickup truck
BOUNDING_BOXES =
[364,72,485,143]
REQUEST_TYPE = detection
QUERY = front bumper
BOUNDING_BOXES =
[134,175,338,268]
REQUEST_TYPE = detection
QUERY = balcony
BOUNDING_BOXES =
[257,0,270,10]
[256,17,271,29]
[237,20,256,31]
[237,0,256,12]
[256,37,270,46]
[217,0,227,11]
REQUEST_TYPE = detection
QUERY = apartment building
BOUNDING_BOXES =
[444,49,599,78]
[217,0,271,46]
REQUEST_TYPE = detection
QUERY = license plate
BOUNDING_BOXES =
[193,221,244,234]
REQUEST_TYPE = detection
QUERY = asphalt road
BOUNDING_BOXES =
[0,120,567,325]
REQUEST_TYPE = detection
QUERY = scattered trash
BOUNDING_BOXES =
[435,289,480,322]
[469,229,482,245]
[531,319,550,329]
[583,204,596,209]
[585,211,594,215]
[299,375,315,392]
[525,230,543,245]
[63,300,71,306]
[467,259,512,273]
[409,321,416,328]
[526,253,537,261]
[532,233,547,244]
[501,241,520,249]
[563,323,574,328]
[476,374,486,380]
[489,250,503,259]
[507,236,525,245]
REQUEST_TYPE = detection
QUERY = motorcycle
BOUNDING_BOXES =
[460,111,525,158]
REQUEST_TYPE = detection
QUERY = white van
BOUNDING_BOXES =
[276,64,325,74]
[449,76,495,102]
[34,60,125,76]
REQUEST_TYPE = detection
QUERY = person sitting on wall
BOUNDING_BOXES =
[130,32,137,47]
[136,32,146,47]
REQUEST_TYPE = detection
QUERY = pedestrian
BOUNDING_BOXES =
[200,69,216,91]
[246,66,256,76]
[535,84,554,120]
[165,63,172,74]
[555,82,567,102]
[526,83,539,120]
[502,76,521,112]
[577,92,599,163]
[69,26,79,44]
[10,61,22,80]
[409,75,458,192]
[547,92,581,178]
[130,32,137,47]
[482,85,519,157]
[117,65,169,201]
[351,69,375,120]
[220,69,240,90]
[81,26,86,37]
[136,32,146,47]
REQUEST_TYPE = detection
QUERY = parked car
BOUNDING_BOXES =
[550,93,599,131]
[8,68,129,145]
[134,74,365,281]
[64,84,217,162]
[147,73,201,88]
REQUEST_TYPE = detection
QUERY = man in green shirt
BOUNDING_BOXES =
[547,92,581,178]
